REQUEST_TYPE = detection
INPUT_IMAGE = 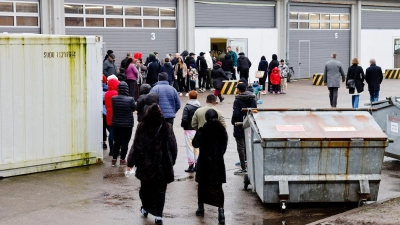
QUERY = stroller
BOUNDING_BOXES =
[252,81,263,104]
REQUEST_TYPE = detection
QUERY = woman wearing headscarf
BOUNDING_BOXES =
[258,56,269,94]
[346,58,365,108]
[192,109,228,224]
[127,104,177,225]
[125,58,139,101]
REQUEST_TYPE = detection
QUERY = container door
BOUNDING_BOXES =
[227,38,248,56]
[299,40,310,79]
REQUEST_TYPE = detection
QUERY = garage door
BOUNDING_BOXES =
[0,0,41,34]
[289,4,351,79]
[65,0,177,64]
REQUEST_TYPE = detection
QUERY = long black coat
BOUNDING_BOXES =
[346,64,365,94]
[193,121,227,185]
[147,55,160,86]
[231,93,257,138]
[221,54,233,72]
[258,60,269,79]
[365,64,383,91]
[211,65,229,89]
[112,82,136,127]
[127,121,177,183]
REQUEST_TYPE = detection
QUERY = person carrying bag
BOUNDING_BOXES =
[346,58,365,108]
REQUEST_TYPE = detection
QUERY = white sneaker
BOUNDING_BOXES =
[211,88,215,91]
[185,93,189,97]
[179,93,182,97]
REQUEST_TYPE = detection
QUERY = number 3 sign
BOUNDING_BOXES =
[151,33,156,40]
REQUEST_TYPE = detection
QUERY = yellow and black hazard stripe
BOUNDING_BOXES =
[220,81,238,95]
[384,69,400,79]
[312,74,325,86]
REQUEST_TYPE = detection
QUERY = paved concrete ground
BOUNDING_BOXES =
[1,79,400,225]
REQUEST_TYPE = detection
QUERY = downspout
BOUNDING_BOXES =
[286,0,292,66]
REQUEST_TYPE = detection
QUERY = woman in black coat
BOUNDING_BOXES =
[268,54,279,93]
[192,109,228,224]
[346,58,365,108]
[258,56,269,94]
[211,62,229,103]
[127,103,177,225]
[221,54,234,79]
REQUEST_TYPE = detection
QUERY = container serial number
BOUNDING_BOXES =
[43,52,76,58]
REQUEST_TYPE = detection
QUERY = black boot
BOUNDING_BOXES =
[218,208,225,224]
[196,203,204,216]
[185,164,194,173]
[219,96,225,103]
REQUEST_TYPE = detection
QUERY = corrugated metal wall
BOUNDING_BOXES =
[289,4,351,78]
[362,6,400,29]
[195,1,275,28]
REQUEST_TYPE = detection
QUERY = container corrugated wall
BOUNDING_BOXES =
[0,34,103,177]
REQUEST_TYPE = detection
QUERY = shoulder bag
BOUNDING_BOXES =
[255,71,264,78]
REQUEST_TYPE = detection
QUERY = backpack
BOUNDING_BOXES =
[270,67,281,85]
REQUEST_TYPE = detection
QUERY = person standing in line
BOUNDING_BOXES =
[103,53,117,77]
[127,103,177,225]
[365,58,383,103]
[150,72,181,125]
[103,49,114,62]
[124,58,139,101]
[111,81,136,166]
[171,53,180,67]
[278,59,289,94]
[231,83,257,174]
[221,54,234,80]
[218,50,226,62]
[192,95,226,130]
[205,51,214,91]
[227,46,238,80]
[237,52,252,82]
[120,52,131,70]
[102,75,108,149]
[267,54,280,93]
[258,56,269,95]
[147,54,161,87]
[270,67,281,94]
[181,91,201,173]
[160,57,175,86]
[185,52,196,68]
[196,52,208,93]
[181,50,189,62]
[174,57,189,97]
[212,61,229,103]
[323,52,345,108]
[136,84,152,123]
[345,58,365,108]
[104,77,120,156]
[192,109,227,224]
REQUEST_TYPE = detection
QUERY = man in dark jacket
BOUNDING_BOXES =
[185,52,196,69]
[147,55,160,87]
[136,84,152,123]
[120,52,131,70]
[268,54,280,93]
[231,83,257,174]
[103,53,117,77]
[221,54,234,79]
[196,52,208,93]
[111,81,136,166]
[171,53,180,67]
[237,52,252,82]
[365,58,383,103]
[160,58,175,86]
[212,61,229,103]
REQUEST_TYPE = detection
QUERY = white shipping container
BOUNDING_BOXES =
[0,34,103,177]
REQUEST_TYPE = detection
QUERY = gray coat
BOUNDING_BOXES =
[323,59,345,88]
[103,59,117,77]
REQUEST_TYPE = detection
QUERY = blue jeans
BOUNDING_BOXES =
[352,95,359,108]
[369,91,379,102]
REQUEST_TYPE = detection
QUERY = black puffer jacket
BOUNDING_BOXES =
[196,56,208,72]
[181,100,201,130]
[112,82,137,127]
[212,64,229,89]
[231,93,257,138]
[136,84,152,122]
[184,56,196,69]
[221,54,233,72]
[238,55,252,72]
[147,55,160,87]
[143,92,159,117]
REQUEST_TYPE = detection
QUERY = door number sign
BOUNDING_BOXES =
[151,33,156,40]
[335,33,338,39]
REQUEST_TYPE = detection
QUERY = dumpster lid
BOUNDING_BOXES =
[253,111,387,141]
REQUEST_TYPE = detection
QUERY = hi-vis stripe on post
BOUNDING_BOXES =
[384,69,400,79]
[221,81,238,95]
[312,74,325,86]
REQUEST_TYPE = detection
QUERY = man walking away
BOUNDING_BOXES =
[237,52,252,82]
[365,59,383,103]
[103,53,117,77]
[120,52,131,70]
[150,72,181,125]
[323,52,345,108]
[232,83,257,174]
[196,52,208,93]
[192,95,226,130]
[278,59,289,94]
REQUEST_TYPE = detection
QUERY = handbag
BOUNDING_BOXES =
[346,79,355,89]
[255,71,264,78]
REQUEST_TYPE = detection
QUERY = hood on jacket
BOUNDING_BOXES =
[187,99,201,108]
[224,54,231,59]
[107,78,120,91]
[238,52,245,56]
[261,56,266,61]
[239,78,248,85]
[145,92,159,106]
[177,56,185,65]
[149,54,156,62]
[213,64,221,70]
[239,55,246,59]
[140,84,151,95]
[163,62,172,68]
[272,67,280,74]
[272,54,278,60]
[181,50,189,58]
[235,92,256,102]
[197,56,204,60]
[118,81,129,96]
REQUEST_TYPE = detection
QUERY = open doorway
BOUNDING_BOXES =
[210,38,227,59]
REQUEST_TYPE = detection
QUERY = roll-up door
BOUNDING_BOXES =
[0,0,41,34]
[195,0,275,28]
[65,0,177,64]
[289,4,351,79]
[362,6,400,29]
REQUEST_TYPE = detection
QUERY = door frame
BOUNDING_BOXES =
[393,36,400,68]
[299,40,311,79]
[227,38,248,56]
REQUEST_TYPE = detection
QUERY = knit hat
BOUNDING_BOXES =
[216,61,222,66]
[158,72,168,81]
[107,74,118,81]
[236,83,247,92]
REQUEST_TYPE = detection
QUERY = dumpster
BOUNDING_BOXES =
[243,109,390,212]
[368,97,400,159]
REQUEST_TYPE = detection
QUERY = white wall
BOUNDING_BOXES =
[361,29,400,71]
[195,28,279,83]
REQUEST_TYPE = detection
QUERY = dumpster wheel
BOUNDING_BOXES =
[358,199,367,207]
[244,174,250,190]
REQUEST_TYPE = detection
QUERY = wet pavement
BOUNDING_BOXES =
[1,79,400,225]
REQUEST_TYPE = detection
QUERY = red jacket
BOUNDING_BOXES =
[270,67,281,85]
[105,79,120,126]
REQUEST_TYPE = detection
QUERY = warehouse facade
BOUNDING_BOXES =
[1,0,400,78]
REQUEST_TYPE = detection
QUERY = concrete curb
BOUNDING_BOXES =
[306,195,400,225]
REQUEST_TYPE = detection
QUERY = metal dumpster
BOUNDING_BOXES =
[243,109,390,212]
[368,97,400,159]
